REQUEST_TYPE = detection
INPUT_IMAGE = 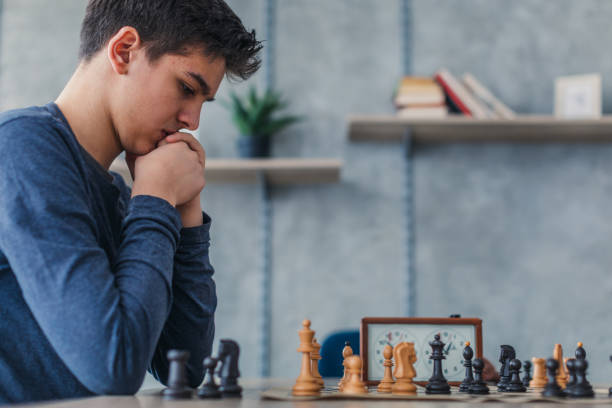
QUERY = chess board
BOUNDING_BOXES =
[261,385,612,404]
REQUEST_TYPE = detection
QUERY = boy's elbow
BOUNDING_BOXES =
[85,371,145,396]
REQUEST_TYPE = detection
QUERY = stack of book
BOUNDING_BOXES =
[433,68,516,119]
[393,76,448,118]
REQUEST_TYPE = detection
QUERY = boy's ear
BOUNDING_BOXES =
[107,26,141,75]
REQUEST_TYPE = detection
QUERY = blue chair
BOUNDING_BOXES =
[318,330,360,377]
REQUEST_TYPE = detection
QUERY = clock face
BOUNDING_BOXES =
[371,327,419,379]
[366,323,477,382]
[421,329,469,380]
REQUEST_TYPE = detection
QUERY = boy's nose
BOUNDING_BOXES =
[178,105,201,131]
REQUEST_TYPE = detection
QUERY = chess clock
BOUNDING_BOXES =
[360,317,483,386]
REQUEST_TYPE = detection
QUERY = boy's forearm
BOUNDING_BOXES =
[149,217,217,387]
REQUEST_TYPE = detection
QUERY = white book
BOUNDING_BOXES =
[462,73,516,119]
[435,68,494,119]
[397,106,448,118]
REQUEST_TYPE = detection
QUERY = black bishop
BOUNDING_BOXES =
[458,341,474,392]
[567,343,594,399]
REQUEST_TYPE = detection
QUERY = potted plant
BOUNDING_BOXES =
[225,87,301,158]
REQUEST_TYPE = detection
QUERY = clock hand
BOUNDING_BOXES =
[444,341,453,355]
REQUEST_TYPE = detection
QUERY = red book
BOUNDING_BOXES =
[434,70,472,117]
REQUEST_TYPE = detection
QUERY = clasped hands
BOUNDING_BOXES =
[127,132,206,227]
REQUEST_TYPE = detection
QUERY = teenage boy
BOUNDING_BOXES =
[0,0,261,403]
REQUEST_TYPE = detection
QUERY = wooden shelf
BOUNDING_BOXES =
[110,158,342,185]
[348,114,612,143]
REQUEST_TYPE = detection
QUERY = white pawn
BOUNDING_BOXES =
[341,355,368,394]
[338,341,353,391]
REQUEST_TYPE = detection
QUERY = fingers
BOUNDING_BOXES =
[164,132,206,166]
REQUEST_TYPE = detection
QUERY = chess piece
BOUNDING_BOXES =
[425,334,451,395]
[377,344,395,393]
[505,359,526,392]
[459,341,474,392]
[198,357,221,399]
[162,350,193,399]
[567,357,594,398]
[575,341,586,361]
[338,341,353,391]
[522,360,532,388]
[469,358,489,394]
[529,357,547,388]
[391,342,417,395]
[341,355,368,394]
[541,358,566,398]
[553,344,568,388]
[497,345,515,392]
[292,320,320,396]
[217,339,242,397]
[311,338,324,389]
[565,358,577,395]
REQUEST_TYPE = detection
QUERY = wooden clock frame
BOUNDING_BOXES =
[360,317,483,386]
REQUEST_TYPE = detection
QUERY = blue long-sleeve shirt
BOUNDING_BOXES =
[0,103,217,403]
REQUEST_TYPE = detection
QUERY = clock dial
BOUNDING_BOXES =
[363,319,480,383]
[421,329,469,381]
[371,327,418,379]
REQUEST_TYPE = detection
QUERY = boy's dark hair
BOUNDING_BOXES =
[79,0,262,80]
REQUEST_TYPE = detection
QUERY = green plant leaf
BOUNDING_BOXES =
[221,87,302,138]
[231,113,252,135]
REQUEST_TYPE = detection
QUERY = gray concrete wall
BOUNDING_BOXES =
[1,0,612,384]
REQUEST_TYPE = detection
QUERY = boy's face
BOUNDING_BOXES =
[111,46,225,155]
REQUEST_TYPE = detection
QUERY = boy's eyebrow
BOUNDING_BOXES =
[186,71,215,102]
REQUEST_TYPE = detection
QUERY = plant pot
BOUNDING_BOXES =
[236,135,270,158]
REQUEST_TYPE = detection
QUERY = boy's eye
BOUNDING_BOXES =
[180,82,195,96]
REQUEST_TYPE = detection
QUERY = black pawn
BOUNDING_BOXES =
[217,339,242,398]
[459,342,474,392]
[506,359,526,392]
[198,357,221,399]
[469,358,489,395]
[565,358,577,395]
[425,333,451,394]
[497,345,515,392]
[162,350,193,399]
[541,358,566,398]
[522,360,532,388]
[568,358,594,398]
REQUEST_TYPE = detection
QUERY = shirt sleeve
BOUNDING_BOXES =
[147,213,217,388]
[0,118,180,395]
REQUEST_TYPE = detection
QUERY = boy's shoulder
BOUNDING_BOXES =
[0,104,66,144]
[0,104,81,172]
[0,104,74,152]
[0,104,55,128]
